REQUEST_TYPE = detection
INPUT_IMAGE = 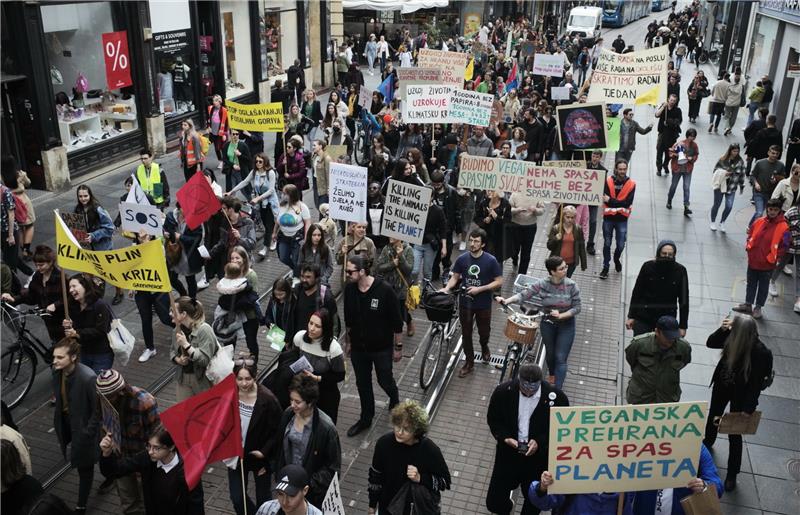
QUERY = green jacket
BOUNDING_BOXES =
[625,333,691,404]
[171,322,217,388]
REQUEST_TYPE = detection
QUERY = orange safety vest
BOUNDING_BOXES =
[207,105,229,136]
[603,177,636,218]
[746,216,789,267]
[185,136,202,167]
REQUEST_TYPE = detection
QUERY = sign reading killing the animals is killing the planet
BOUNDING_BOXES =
[381,179,431,245]
[547,401,708,494]
[555,102,609,152]
[588,45,670,106]
[458,155,605,206]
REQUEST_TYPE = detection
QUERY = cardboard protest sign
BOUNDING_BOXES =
[532,53,566,77]
[417,48,468,88]
[382,179,432,245]
[397,68,442,101]
[548,401,708,494]
[321,473,345,515]
[588,45,670,106]
[119,202,164,237]
[99,394,122,454]
[59,212,90,248]
[556,102,609,152]
[458,155,605,206]
[403,84,453,124]
[55,210,171,292]
[357,86,372,110]
[544,160,586,168]
[329,163,367,223]
[448,89,494,127]
[327,145,349,161]
[227,100,284,132]
[551,86,572,101]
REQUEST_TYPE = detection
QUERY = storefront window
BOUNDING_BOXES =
[220,0,254,98]
[42,2,139,153]
[260,1,285,79]
[149,0,197,119]
[747,15,779,81]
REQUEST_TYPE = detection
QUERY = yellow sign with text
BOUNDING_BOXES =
[55,211,171,292]
[227,100,284,132]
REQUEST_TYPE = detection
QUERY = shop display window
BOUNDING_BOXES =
[42,2,139,153]
[261,7,284,79]
[220,0,254,99]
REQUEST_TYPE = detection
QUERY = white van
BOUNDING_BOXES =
[566,6,603,44]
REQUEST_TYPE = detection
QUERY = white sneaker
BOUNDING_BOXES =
[768,280,778,297]
[269,240,277,251]
[459,241,466,251]
[794,300,800,313]
[783,265,793,276]
[718,222,727,233]
[258,247,267,257]
[216,162,223,170]
[138,348,156,363]
[709,222,717,231]
[196,279,210,290]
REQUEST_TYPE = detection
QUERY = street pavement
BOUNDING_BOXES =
[3,5,798,515]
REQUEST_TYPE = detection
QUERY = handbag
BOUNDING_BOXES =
[680,483,722,515]
[715,411,762,435]
[394,256,419,311]
[205,340,234,384]
[108,319,135,367]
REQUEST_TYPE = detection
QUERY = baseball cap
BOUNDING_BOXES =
[96,369,126,396]
[656,316,680,341]
[274,464,309,496]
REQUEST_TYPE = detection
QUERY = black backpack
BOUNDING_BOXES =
[759,343,775,391]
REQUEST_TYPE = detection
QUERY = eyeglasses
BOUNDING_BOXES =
[255,160,264,163]
[345,269,360,275]
[393,426,413,434]
[146,443,166,452]
[235,357,255,366]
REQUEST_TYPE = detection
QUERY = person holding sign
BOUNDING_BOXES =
[528,470,634,514]
[485,364,569,515]
[703,315,773,492]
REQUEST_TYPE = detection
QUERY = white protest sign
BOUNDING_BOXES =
[417,48,468,88]
[532,53,566,77]
[397,68,443,101]
[321,472,345,515]
[125,176,150,205]
[588,45,669,105]
[358,86,372,110]
[551,86,571,100]
[119,202,164,236]
[382,179,432,245]
[329,163,367,223]
[403,84,453,124]
[448,89,494,127]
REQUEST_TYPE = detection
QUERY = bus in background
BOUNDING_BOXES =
[652,0,669,11]
[603,0,650,28]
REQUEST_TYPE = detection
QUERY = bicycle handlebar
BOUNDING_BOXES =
[1,301,52,318]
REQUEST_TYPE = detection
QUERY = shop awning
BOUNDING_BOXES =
[342,0,448,15]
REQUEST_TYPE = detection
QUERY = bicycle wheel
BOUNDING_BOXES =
[419,325,445,390]
[1,345,37,409]
[498,344,518,384]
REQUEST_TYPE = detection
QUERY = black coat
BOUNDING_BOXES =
[163,211,204,275]
[222,140,252,178]
[275,407,341,508]
[627,259,690,329]
[707,328,773,413]
[52,363,98,468]
[242,386,283,472]
[100,451,204,515]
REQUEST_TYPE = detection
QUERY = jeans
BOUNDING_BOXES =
[367,54,375,71]
[667,171,692,206]
[509,224,537,275]
[675,55,683,70]
[746,267,772,308]
[224,169,243,192]
[749,192,770,226]
[257,206,275,247]
[746,102,760,126]
[711,189,736,223]
[134,291,174,350]
[277,233,301,274]
[227,461,271,515]
[412,243,438,285]
[587,206,599,248]
[350,347,399,423]
[379,54,387,72]
[81,352,114,374]
[460,307,492,365]
[602,219,628,269]
[709,112,723,129]
[540,318,576,389]
[704,385,746,475]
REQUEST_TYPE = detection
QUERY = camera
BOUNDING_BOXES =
[517,441,529,454]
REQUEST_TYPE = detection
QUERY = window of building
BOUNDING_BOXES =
[42,2,140,153]
[259,1,300,80]
[747,15,779,81]
[149,0,197,118]
[220,0,254,98]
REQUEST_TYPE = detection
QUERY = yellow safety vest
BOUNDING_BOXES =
[136,163,164,205]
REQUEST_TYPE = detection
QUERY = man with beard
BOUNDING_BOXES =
[626,240,689,336]
[293,263,337,334]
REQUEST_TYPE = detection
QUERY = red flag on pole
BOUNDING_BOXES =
[175,170,222,230]
[159,374,242,489]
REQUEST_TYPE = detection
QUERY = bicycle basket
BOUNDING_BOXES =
[504,316,538,345]
[422,291,455,323]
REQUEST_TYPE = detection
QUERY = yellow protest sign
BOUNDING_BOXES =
[55,211,171,292]
[548,401,708,494]
[227,100,284,132]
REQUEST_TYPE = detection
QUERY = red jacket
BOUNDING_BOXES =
[746,213,789,271]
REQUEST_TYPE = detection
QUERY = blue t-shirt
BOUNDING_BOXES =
[452,251,502,310]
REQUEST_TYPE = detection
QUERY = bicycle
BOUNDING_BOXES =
[496,302,548,383]
[1,301,53,409]
[417,280,471,390]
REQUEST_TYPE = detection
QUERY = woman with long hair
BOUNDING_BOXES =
[62,274,114,373]
[1,155,36,263]
[217,246,261,361]
[180,118,204,181]
[703,315,773,492]
[277,139,307,192]
[273,184,311,273]
[397,126,424,164]
[474,190,512,263]
[296,224,333,285]
[228,152,279,258]
[328,90,349,121]
[74,185,114,251]
[206,94,229,166]
[264,277,296,350]
[546,205,587,278]
[381,158,425,195]
[170,296,216,401]
[404,147,429,184]
[710,143,747,232]
[293,309,345,424]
